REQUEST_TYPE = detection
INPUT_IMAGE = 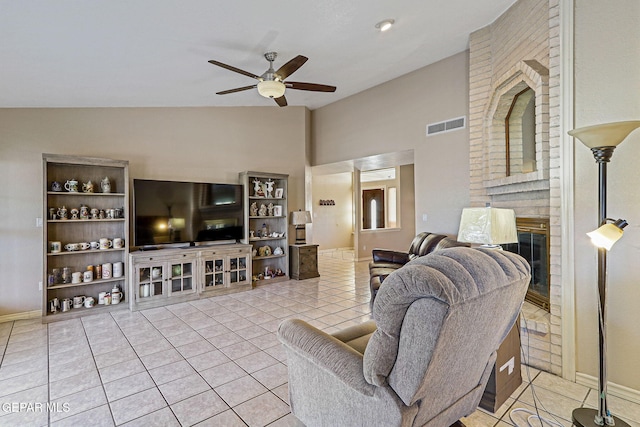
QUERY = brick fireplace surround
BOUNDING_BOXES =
[469,0,562,375]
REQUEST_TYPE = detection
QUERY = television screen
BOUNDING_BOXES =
[133,179,244,247]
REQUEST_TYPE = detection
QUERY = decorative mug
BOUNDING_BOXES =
[90,208,99,219]
[99,238,112,250]
[90,241,100,250]
[79,205,89,220]
[57,206,68,220]
[102,263,112,279]
[61,298,72,312]
[73,295,85,308]
[64,179,79,192]
[71,272,82,284]
[49,241,62,253]
[65,243,79,251]
[82,181,94,193]
[70,208,79,220]
[51,181,62,192]
[113,262,124,278]
[100,177,111,193]
[83,270,93,282]
[84,297,95,308]
[113,238,124,249]
[79,242,91,250]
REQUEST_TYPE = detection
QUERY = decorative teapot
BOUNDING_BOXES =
[82,180,94,193]
[100,177,111,193]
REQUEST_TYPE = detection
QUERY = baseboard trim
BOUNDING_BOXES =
[0,310,41,324]
[575,372,640,405]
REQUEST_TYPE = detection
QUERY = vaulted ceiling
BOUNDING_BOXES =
[0,0,515,110]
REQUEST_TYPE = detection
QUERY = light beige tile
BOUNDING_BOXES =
[175,339,216,359]
[252,363,289,390]
[50,385,108,423]
[215,375,268,407]
[194,409,246,427]
[170,389,229,426]
[0,370,48,398]
[121,406,180,427]
[200,361,246,388]
[158,373,211,405]
[0,355,48,381]
[0,384,48,418]
[148,359,196,386]
[109,387,167,426]
[50,369,102,400]
[234,391,290,427]
[50,403,114,427]
[186,349,231,372]
[532,371,590,402]
[140,347,184,370]
[103,371,155,402]
[235,350,279,374]
[219,340,261,360]
[99,357,146,384]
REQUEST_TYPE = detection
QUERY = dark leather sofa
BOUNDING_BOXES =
[368,232,468,307]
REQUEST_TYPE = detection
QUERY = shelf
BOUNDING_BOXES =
[48,248,126,256]
[253,254,286,260]
[48,276,126,290]
[249,216,285,219]
[47,192,126,197]
[48,219,125,223]
[249,196,285,201]
[249,237,286,242]
[44,300,127,322]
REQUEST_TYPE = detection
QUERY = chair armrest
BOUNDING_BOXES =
[278,319,376,396]
[371,249,410,265]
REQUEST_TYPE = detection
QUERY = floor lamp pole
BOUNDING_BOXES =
[572,147,629,427]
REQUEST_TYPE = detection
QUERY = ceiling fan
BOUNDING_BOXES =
[208,52,336,107]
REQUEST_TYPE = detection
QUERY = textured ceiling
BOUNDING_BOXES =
[0,0,515,110]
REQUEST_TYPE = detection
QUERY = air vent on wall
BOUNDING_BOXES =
[426,116,466,136]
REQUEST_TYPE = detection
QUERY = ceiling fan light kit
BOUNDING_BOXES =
[209,51,336,107]
[257,80,286,98]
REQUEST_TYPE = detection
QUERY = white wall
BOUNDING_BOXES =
[311,172,354,250]
[0,107,309,316]
[573,0,640,391]
[312,52,470,235]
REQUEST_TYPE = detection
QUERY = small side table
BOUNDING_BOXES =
[289,244,320,280]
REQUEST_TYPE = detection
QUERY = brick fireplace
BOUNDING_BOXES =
[469,0,562,375]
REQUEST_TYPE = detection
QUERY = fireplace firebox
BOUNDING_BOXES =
[503,217,550,311]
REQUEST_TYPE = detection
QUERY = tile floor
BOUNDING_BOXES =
[0,250,639,426]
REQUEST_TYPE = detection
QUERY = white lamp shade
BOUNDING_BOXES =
[587,223,624,251]
[291,210,312,225]
[257,80,286,98]
[457,207,518,245]
[568,120,640,149]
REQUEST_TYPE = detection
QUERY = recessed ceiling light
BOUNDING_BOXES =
[375,19,395,32]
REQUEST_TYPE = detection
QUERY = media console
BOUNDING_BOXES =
[128,243,252,311]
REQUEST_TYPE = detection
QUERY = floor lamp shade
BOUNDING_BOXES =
[457,207,518,246]
[569,120,639,427]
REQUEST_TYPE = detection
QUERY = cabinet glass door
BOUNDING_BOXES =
[170,261,194,294]
[229,256,248,284]
[204,259,225,288]
[138,265,164,300]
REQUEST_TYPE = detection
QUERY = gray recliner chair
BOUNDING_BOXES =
[278,247,530,427]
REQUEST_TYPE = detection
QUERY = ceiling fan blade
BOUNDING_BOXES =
[208,60,260,80]
[274,95,288,107]
[285,81,337,92]
[216,85,257,95]
[275,55,308,80]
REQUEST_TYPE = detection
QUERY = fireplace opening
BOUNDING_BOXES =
[503,217,550,311]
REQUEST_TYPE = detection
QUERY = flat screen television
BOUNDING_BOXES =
[133,179,244,248]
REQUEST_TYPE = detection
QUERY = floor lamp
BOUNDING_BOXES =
[569,120,640,427]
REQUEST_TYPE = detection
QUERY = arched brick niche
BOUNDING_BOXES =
[483,60,549,194]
